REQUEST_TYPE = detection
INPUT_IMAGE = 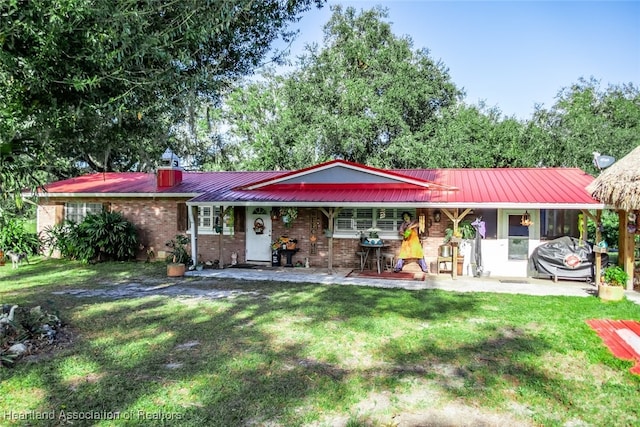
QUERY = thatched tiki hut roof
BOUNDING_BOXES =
[587,146,640,211]
[588,145,640,290]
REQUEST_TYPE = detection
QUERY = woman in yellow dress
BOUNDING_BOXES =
[394,212,428,273]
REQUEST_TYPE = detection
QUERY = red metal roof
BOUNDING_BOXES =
[38,160,601,208]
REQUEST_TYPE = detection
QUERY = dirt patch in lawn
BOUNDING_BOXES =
[52,277,261,301]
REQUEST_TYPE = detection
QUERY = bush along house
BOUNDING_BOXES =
[34,149,607,279]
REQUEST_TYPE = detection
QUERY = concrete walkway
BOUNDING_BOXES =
[187,266,640,304]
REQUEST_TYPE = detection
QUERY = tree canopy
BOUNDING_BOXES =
[0,0,324,206]
[224,6,639,172]
[225,5,463,170]
[2,2,638,213]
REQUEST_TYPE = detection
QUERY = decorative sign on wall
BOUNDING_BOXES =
[310,209,319,254]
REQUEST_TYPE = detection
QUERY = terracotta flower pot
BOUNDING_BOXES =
[167,263,186,277]
[457,256,464,276]
[598,284,625,301]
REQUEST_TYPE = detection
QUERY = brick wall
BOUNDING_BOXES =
[37,197,191,260]
[110,198,189,260]
[267,207,448,269]
[37,201,449,267]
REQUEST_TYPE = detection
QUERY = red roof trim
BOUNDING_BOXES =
[252,182,454,191]
[239,159,454,190]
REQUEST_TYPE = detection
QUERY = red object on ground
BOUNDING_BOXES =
[586,319,640,374]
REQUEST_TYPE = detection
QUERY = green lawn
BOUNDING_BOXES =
[1,258,639,426]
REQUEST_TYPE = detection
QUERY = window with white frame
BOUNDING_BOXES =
[198,207,213,229]
[334,208,412,237]
[196,206,233,234]
[65,202,103,223]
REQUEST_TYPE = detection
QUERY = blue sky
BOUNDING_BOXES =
[275,1,639,120]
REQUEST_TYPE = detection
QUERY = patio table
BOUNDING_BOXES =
[359,242,388,274]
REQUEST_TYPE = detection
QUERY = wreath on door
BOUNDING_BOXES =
[253,218,265,234]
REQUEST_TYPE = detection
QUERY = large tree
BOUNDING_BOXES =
[223,8,639,172]
[0,0,324,205]
[225,5,463,170]
[429,104,529,168]
[528,77,640,174]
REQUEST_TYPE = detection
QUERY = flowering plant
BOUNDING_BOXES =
[272,236,297,250]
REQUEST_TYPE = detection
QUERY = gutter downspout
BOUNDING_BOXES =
[189,205,197,267]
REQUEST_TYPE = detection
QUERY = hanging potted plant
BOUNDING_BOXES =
[279,207,298,228]
[598,265,628,301]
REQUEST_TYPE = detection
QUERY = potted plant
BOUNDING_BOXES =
[279,207,298,228]
[443,220,476,243]
[272,236,289,250]
[598,265,628,301]
[165,235,191,277]
[366,227,382,245]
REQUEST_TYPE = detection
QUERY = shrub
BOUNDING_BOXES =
[0,217,40,255]
[587,210,619,248]
[603,265,629,287]
[42,212,138,263]
[79,211,138,261]
[42,220,92,261]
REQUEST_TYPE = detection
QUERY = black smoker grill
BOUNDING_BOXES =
[528,236,608,282]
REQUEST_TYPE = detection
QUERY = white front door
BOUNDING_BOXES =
[246,207,273,262]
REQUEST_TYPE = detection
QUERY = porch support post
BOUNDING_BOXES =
[319,207,340,274]
[620,209,634,290]
[442,208,471,280]
[189,205,198,267]
[218,205,228,269]
[584,209,603,283]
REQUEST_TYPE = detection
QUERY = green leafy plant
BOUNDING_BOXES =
[42,212,138,263]
[165,234,191,265]
[79,211,138,261]
[444,220,476,243]
[279,207,298,228]
[0,217,40,255]
[603,265,629,287]
[587,209,619,248]
[367,227,381,239]
[42,221,91,261]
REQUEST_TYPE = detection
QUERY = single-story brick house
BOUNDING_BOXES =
[34,152,606,278]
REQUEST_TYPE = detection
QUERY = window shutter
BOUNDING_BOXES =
[55,203,65,224]
[234,206,245,232]
[177,203,188,231]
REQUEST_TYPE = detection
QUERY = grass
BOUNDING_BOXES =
[1,257,639,426]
